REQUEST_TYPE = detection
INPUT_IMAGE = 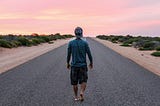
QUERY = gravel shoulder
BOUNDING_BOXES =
[92,37,160,76]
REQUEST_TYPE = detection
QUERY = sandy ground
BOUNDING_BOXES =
[0,39,71,74]
[93,38,160,76]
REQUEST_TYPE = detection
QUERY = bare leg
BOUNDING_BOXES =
[80,82,86,101]
[73,85,78,99]
[80,82,86,94]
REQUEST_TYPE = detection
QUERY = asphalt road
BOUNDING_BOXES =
[0,38,160,106]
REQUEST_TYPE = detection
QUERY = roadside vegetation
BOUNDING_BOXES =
[96,35,160,57]
[0,33,74,48]
[151,52,160,57]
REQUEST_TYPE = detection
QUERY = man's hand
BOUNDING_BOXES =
[89,63,93,69]
[67,63,71,69]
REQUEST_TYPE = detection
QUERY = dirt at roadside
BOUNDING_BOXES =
[0,39,71,74]
[93,38,160,76]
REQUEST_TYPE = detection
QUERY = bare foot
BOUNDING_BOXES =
[79,94,84,101]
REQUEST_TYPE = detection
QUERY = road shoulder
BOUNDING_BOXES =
[0,39,70,74]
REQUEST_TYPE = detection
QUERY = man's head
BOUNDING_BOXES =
[74,27,83,38]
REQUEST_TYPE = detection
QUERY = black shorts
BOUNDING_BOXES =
[70,66,88,85]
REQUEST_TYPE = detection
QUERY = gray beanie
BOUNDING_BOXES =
[74,27,83,38]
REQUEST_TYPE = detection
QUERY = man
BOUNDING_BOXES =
[67,27,93,101]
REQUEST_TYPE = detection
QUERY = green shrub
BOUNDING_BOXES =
[0,36,3,39]
[110,37,119,43]
[40,36,50,42]
[0,39,12,48]
[15,41,22,46]
[155,46,160,51]
[151,52,160,57]
[17,37,32,46]
[143,42,155,48]
[32,38,41,45]
[52,33,66,39]
[124,38,139,44]
[154,37,160,42]
[139,47,153,51]
[120,43,131,47]
[118,38,124,42]
[96,35,109,40]
[54,35,63,39]
[11,41,22,47]
[63,34,74,38]
[112,41,118,43]
[51,37,57,40]
[39,38,46,43]
[31,41,38,46]
[138,41,155,50]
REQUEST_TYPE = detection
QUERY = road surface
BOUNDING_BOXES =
[0,38,160,106]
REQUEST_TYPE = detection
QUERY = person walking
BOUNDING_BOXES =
[67,27,93,101]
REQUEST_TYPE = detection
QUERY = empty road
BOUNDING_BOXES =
[0,38,160,106]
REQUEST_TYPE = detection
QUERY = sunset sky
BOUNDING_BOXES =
[0,0,160,37]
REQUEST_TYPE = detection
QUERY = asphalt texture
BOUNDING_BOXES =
[0,38,160,106]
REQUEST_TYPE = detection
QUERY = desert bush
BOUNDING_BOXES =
[0,34,74,48]
[8,34,17,41]
[31,38,47,45]
[63,34,74,38]
[139,47,153,50]
[54,34,65,39]
[0,39,12,48]
[11,41,22,47]
[133,40,145,48]
[155,46,160,51]
[31,39,39,46]
[40,36,50,42]
[151,52,160,57]
[110,37,118,43]
[0,36,3,39]
[17,37,32,46]
[10,42,18,47]
[118,37,128,43]
[118,38,124,42]
[30,41,37,46]
[124,38,139,44]
[96,35,109,40]
[2,34,17,41]
[153,37,160,42]
[32,38,41,45]
[142,42,155,50]
[151,41,160,47]
[51,33,63,40]
[50,36,57,40]
[96,35,160,50]
[39,38,46,43]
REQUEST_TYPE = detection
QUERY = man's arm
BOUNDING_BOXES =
[67,43,71,69]
[86,43,93,68]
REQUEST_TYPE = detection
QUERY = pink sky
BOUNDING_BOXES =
[0,0,160,37]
